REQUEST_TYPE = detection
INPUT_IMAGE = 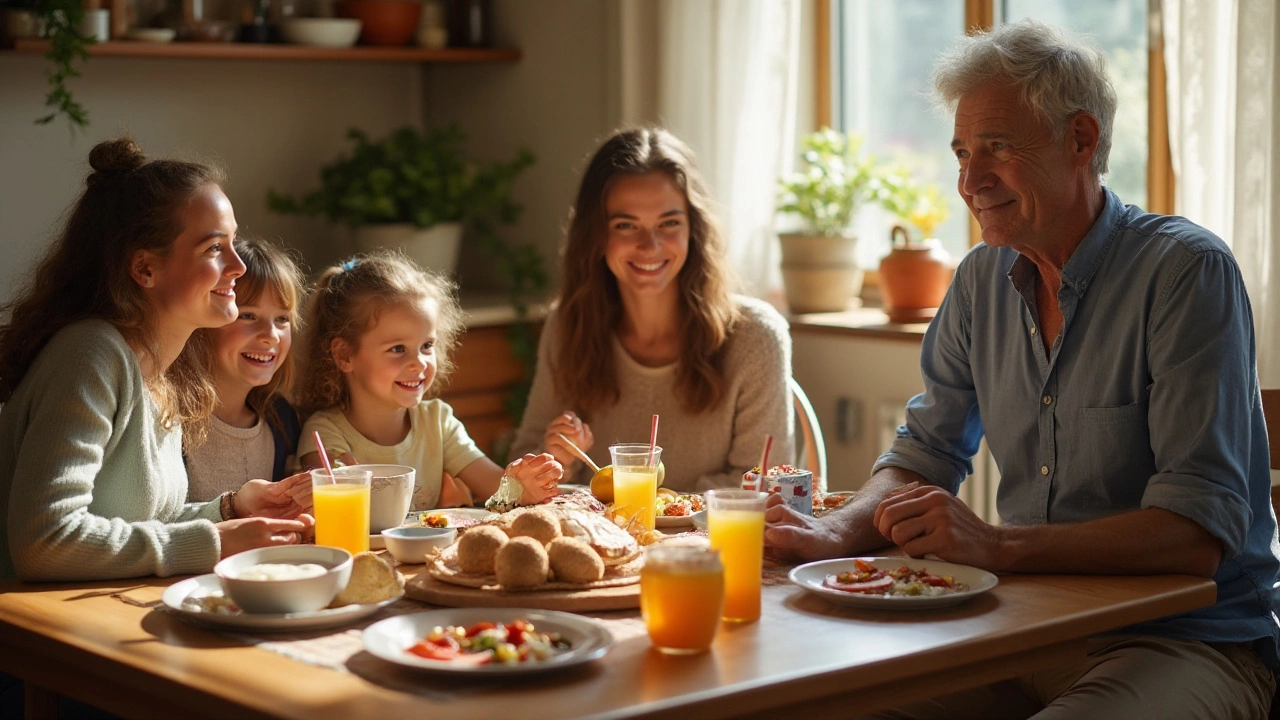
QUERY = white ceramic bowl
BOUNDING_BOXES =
[214,545,352,614]
[349,463,418,533]
[279,18,362,48]
[380,526,456,564]
[124,27,176,42]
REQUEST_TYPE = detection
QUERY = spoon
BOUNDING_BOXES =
[555,432,601,473]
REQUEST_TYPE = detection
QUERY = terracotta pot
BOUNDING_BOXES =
[335,0,421,46]
[879,225,954,324]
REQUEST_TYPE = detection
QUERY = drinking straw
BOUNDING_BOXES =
[313,431,336,483]
[757,434,774,477]
[647,414,660,467]
[556,432,601,473]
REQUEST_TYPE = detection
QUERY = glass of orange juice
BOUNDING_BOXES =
[311,467,372,555]
[609,443,662,532]
[641,545,724,654]
[705,489,768,623]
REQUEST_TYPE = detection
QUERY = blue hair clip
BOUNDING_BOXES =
[341,259,359,272]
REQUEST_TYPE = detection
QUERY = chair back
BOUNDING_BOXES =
[790,377,828,493]
[1263,389,1280,517]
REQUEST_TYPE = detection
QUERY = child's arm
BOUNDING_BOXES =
[298,451,359,471]
[455,453,563,506]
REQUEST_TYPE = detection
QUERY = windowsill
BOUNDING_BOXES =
[763,289,929,341]
[460,293,549,328]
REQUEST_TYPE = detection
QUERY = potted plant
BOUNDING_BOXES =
[775,128,879,314]
[872,168,955,323]
[6,0,94,128]
[267,125,534,276]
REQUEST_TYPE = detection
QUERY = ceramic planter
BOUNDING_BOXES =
[778,232,861,314]
[354,222,463,275]
[878,226,954,323]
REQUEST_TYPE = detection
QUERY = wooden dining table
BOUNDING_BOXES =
[0,556,1214,720]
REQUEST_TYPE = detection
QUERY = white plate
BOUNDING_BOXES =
[655,514,696,529]
[162,574,399,632]
[788,557,998,610]
[363,608,613,675]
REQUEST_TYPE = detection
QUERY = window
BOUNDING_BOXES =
[830,0,1160,269]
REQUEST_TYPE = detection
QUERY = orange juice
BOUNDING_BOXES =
[641,547,724,654]
[313,483,370,555]
[613,466,658,531]
[707,505,765,622]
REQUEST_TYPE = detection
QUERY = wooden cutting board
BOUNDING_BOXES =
[406,572,640,612]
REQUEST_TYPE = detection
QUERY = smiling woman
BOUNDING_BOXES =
[0,137,316,584]
[511,128,796,492]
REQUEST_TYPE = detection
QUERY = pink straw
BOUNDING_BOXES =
[313,431,337,483]
[757,434,774,476]
[647,414,660,466]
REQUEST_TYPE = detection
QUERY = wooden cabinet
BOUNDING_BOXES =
[437,323,537,457]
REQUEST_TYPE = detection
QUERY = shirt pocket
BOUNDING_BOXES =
[1065,401,1152,515]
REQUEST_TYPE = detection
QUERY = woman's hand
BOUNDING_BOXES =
[235,477,311,519]
[217,514,316,558]
[543,411,593,470]
[508,453,563,505]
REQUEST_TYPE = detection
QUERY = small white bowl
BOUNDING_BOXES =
[124,27,176,43]
[214,545,352,614]
[380,526,456,564]
[279,18,362,48]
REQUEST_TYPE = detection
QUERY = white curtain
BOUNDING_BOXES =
[616,0,802,295]
[1162,0,1280,385]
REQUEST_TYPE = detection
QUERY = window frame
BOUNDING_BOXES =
[816,0,1175,249]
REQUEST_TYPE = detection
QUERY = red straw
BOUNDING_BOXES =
[757,434,774,476]
[313,431,337,483]
[647,414,660,466]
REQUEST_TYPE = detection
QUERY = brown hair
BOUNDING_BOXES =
[187,235,307,448]
[0,137,225,431]
[556,127,739,415]
[295,249,463,417]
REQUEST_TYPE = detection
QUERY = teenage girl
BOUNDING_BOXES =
[296,250,561,510]
[186,236,307,503]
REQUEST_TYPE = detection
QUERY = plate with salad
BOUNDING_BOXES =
[362,608,613,674]
[654,492,705,529]
[788,557,998,610]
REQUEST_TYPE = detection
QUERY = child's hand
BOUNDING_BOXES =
[506,453,563,505]
[544,411,593,471]
[438,472,475,508]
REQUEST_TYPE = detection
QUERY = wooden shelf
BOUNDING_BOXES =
[2,39,520,63]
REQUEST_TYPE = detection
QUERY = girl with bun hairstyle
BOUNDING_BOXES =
[511,128,794,492]
[0,138,314,582]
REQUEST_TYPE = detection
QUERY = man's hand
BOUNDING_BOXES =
[873,484,1004,569]
[763,493,852,561]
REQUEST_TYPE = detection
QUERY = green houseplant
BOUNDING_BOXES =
[6,0,94,129]
[775,128,881,313]
[268,125,547,428]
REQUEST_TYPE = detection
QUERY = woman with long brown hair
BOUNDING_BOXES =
[0,138,314,582]
[512,128,794,491]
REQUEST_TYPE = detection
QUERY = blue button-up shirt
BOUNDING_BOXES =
[874,188,1280,667]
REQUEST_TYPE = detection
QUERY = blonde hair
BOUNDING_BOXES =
[557,127,739,416]
[0,137,224,431]
[296,249,463,417]
[186,236,307,449]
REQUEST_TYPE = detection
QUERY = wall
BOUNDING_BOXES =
[422,0,618,292]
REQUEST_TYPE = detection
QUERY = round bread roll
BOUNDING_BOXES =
[457,525,508,575]
[546,537,604,584]
[495,536,549,589]
[510,508,562,545]
[331,552,404,606]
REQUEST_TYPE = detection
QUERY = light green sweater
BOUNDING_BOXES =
[0,320,221,581]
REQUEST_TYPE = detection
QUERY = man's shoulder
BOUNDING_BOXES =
[1117,206,1232,259]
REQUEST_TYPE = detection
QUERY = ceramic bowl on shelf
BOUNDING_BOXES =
[124,27,177,43]
[279,18,362,48]
[334,0,420,46]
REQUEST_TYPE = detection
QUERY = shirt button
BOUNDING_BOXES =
[1042,395,1053,405]
[1030,325,1037,335]
[1040,465,1049,475]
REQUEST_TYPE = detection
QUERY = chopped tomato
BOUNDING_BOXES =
[408,636,458,661]
[465,621,496,638]
[823,573,895,594]
[853,558,878,574]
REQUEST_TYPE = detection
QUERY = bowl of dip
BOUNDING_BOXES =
[214,546,353,614]
[380,526,456,564]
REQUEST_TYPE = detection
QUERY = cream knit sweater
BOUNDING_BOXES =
[512,296,795,492]
[0,320,221,581]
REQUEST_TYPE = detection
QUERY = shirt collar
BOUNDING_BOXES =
[1006,187,1125,298]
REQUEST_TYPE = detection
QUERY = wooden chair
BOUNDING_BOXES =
[1261,388,1280,720]
[790,377,828,493]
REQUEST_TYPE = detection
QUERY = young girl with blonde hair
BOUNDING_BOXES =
[185,235,307,502]
[296,250,561,510]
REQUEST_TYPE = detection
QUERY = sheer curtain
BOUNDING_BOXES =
[1162,0,1280,385]
[616,0,802,294]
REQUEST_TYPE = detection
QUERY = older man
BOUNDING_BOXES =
[765,20,1279,719]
